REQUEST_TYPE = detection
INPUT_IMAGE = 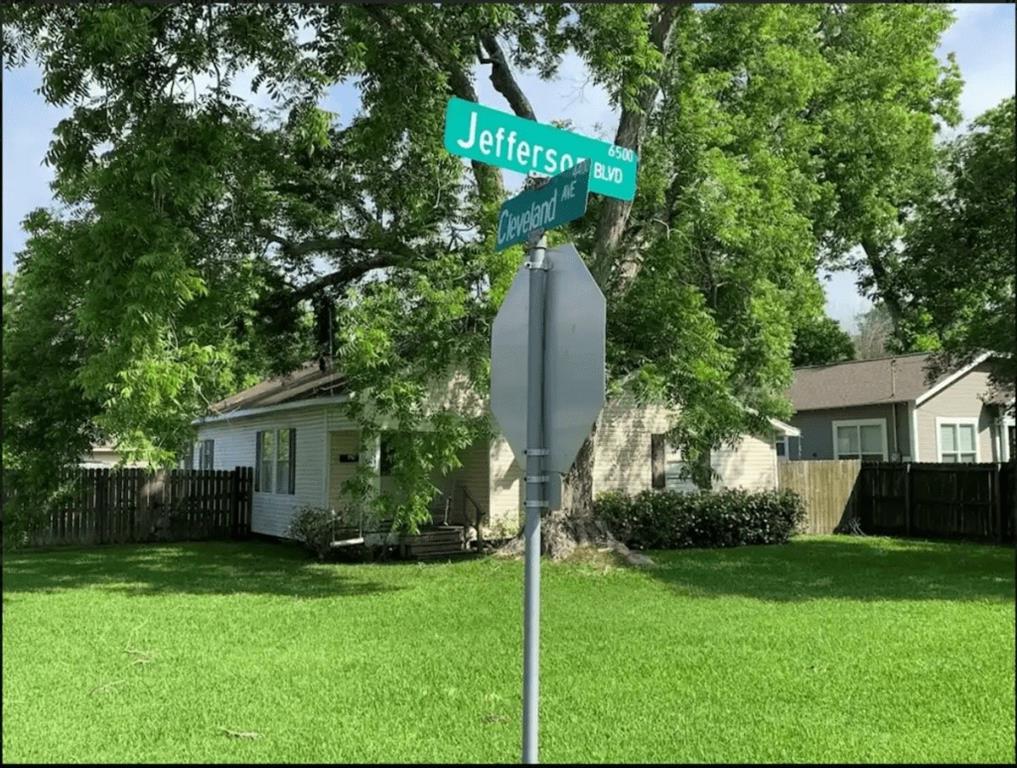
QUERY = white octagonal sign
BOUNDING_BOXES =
[490,243,606,475]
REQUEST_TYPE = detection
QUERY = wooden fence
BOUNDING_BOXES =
[778,459,861,534]
[4,467,253,548]
[856,461,1014,543]
[779,459,1015,543]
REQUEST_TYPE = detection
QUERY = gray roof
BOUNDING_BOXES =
[207,361,346,415]
[788,352,947,411]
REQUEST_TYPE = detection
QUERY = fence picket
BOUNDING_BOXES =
[781,459,1015,543]
[4,467,253,549]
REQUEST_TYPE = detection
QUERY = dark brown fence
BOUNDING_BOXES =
[856,461,1014,543]
[5,467,253,548]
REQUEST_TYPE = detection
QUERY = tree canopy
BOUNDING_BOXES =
[791,315,855,368]
[898,97,1016,389]
[2,3,964,535]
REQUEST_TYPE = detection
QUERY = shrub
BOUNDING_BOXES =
[287,505,340,560]
[594,488,805,551]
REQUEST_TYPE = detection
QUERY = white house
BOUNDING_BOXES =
[190,362,800,541]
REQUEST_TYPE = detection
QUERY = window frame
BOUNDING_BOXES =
[275,430,290,493]
[198,439,214,470]
[663,442,704,493]
[935,417,980,463]
[379,432,396,477]
[831,419,888,461]
[1002,416,1015,462]
[256,428,296,495]
[774,435,788,461]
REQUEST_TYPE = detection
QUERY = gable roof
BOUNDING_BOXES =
[789,352,950,411]
[206,361,347,416]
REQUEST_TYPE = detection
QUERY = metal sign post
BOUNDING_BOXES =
[490,236,606,766]
[521,230,548,765]
[447,98,612,766]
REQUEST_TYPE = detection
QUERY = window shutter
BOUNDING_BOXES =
[651,434,666,489]
[206,440,214,470]
[288,428,296,494]
[255,431,263,492]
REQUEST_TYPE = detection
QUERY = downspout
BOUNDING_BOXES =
[323,409,330,509]
[992,408,1002,462]
[890,360,899,460]
[908,400,920,463]
[891,401,899,460]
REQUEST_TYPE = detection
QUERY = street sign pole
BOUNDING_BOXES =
[522,230,548,765]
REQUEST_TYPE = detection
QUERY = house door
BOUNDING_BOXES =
[329,430,362,516]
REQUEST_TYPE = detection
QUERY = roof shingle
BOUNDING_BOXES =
[788,352,946,411]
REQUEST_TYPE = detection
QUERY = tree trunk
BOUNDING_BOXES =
[497,420,654,566]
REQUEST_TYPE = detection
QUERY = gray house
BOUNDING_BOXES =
[785,352,1014,463]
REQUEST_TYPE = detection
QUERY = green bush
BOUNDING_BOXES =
[287,505,340,560]
[594,488,806,550]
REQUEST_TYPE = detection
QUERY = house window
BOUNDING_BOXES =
[1003,418,1015,462]
[833,420,887,460]
[775,435,788,461]
[198,439,214,470]
[380,433,396,476]
[937,419,978,463]
[275,430,290,493]
[180,443,195,470]
[663,443,705,493]
[256,428,296,494]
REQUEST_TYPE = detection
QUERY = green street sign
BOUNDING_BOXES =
[444,97,638,201]
[496,162,590,252]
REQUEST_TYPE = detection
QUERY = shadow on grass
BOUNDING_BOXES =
[645,535,1016,604]
[1,540,403,599]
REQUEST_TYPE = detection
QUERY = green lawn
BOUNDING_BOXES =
[2,536,1014,763]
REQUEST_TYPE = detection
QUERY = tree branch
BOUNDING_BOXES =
[360,5,503,201]
[860,238,905,327]
[590,3,684,288]
[259,226,426,263]
[480,33,536,121]
[290,254,408,302]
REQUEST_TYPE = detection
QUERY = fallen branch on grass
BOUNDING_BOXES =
[219,727,261,740]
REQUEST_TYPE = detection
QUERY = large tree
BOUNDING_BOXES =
[898,97,1016,390]
[791,315,855,368]
[2,4,961,554]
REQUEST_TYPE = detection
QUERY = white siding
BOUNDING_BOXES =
[711,433,779,491]
[488,435,524,539]
[916,363,999,461]
[592,395,673,496]
[486,395,781,538]
[196,404,354,538]
[198,391,780,541]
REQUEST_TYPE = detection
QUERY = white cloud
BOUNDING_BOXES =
[940,3,1016,128]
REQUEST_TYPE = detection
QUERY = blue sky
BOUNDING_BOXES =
[3,3,1014,332]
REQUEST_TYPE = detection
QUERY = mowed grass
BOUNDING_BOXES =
[2,536,1014,763]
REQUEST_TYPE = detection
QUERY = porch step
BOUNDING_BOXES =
[400,525,466,559]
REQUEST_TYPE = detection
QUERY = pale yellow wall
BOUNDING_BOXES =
[486,395,782,537]
[711,432,779,491]
[488,436,524,538]
[915,363,998,461]
[328,429,363,520]
[422,368,486,418]
[592,395,673,496]
[431,439,491,526]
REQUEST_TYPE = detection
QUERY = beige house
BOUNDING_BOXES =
[191,362,798,542]
[79,443,146,468]
[786,352,1014,463]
